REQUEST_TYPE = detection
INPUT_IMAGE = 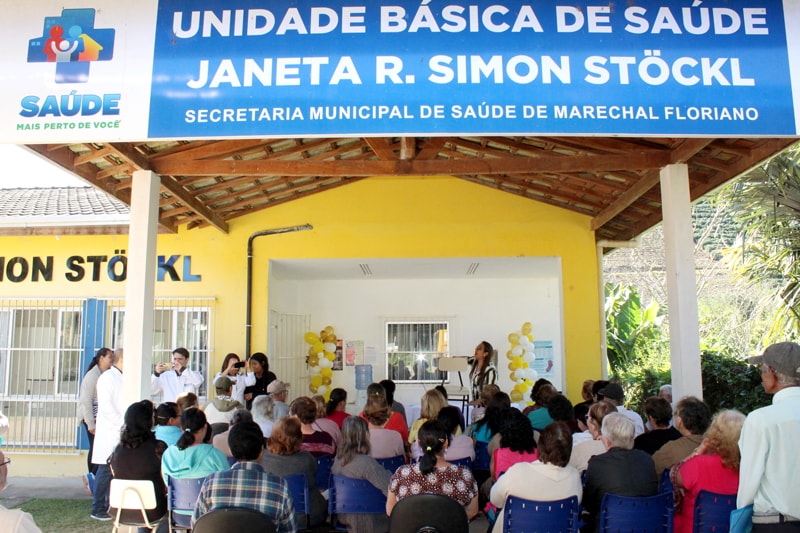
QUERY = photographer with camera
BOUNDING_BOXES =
[213,353,256,406]
[151,347,205,403]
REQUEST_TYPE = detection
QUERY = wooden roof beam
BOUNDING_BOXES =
[151,150,672,177]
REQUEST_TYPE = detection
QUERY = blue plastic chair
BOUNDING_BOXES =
[474,441,491,472]
[598,492,673,533]
[660,468,673,494]
[503,495,581,533]
[166,476,205,533]
[376,454,405,474]
[449,456,473,470]
[283,474,311,529]
[315,454,334,491]
[692,490,736,533]
[328,474,388,531]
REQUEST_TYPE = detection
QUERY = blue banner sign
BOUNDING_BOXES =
[148,0,797,138]
[5,1,799,141]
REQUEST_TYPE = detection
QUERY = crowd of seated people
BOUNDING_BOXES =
[93,355,784,533]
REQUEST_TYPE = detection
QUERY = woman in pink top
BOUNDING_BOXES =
[491,409,538,480]
[671,409,745,533]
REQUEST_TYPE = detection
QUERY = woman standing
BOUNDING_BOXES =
[331,417,392,533]
[243,352,276,410]
[671,409,745,533]
[109,400,168,531]
[213,353,255,405]
[469,341,497,403]
[387,420,479,519]
[77,347,113,478]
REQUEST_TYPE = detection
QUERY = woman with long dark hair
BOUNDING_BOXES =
[387,420,478,519]
[78,347,113,477]
[469,341,497,403]
[109,400,168,530]
[243,352,276,410]
[161,408,229,481]
[325,388,350,428]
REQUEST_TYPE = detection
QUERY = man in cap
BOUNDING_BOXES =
[267,380,290,419]
[203,376,244,425]
[598,382,645,437]
[738,342,800,531]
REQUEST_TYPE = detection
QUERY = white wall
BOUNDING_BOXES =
[267,261,565,410]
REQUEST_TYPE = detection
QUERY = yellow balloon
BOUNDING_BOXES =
[304,331,320,345]
[324,326,334,336]
[326,333,338,343]
[308,354,319,366]
[507,362,515,371]
[325,351,336,361]
[321,376,332,386]
[510,357,523,370]
[311,375,323,388]
[307,346,318,357]
[521,322,533,335]
[506,350,515,360]
[510,373,519,382]
[527,334,534,342]
[508,332,520,344]
[323,390,332,402]
[309,384,319,393]
[321,368,333,378]
[514,383,526,393]
[312,342,324,353]
[510,390,523,402]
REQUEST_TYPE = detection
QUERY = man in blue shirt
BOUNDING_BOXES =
[193,421,296,532]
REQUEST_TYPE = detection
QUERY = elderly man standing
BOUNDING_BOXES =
[738,342,800,531]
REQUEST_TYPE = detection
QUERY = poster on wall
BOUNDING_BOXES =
[345,340,363,367]
[532,340,556,381]
[333,339,344,370]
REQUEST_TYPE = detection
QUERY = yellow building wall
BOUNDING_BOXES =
[3,176,599,475]
[1,175,600,395]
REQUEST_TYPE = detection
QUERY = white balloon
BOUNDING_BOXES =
[317,385,328,395]
[524,350,535,362]
[309,366,322,376]
[512,346,523,356]
[318,358,331,368]
[527,369,539,381]
[323,342,336,353]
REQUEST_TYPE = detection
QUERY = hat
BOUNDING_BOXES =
[267,380,289,395]
[598,382,624,402]
[747,342,800,378]
[214,376,233,391]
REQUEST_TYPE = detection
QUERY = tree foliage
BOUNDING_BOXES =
[605,283,665,374]
[720,145,800,343]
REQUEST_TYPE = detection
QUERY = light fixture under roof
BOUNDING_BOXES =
[359,263,373,276]
[466,262,479,275]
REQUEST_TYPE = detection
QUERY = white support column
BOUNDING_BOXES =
[660,164,703,401]
[122,170,160,409]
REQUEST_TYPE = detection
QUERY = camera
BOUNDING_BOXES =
[233,361,246,368]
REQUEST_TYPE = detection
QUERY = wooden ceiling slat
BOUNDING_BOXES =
[151,139,272,162]
[151,151,672,177]
[364,138,398,160]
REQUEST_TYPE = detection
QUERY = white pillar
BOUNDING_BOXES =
[122,170,160,408]
[660,164,703,401]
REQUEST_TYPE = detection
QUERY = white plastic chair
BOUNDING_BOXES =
[109,478,164,533]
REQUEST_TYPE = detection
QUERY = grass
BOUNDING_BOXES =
[14,499,112,533]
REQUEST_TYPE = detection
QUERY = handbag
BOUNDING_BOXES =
[730,504,753,533]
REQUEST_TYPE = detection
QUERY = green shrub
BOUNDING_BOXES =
[614,349,770,418]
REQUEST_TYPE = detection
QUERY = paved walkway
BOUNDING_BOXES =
[0,476,88,507]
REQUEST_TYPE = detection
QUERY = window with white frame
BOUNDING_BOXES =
[386,321,449,383]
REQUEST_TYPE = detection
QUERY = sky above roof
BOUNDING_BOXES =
[0,144,85,188]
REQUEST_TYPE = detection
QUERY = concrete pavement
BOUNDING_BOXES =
[0,476,88,507]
